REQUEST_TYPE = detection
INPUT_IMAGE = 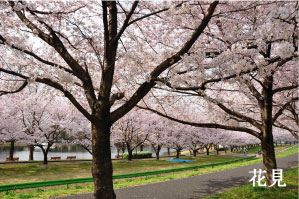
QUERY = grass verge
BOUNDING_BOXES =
[0,155,238,185]
[0,145,297,199]
[205,166,298,199]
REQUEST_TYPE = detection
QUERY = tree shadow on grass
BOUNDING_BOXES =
[188,176,249,199]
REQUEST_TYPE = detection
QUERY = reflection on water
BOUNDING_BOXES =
[0,145,174,161]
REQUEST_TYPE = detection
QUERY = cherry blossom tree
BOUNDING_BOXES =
[111,111,148,161]
[68,111,93,155]
[8,1,297,196]
[0,95,23,160]
[140,2,298,187]
[16,91,74,164]
[0,1,219,196]
[164,122,189,159]
[145,115,169,160]
[184,127,206,157]
[273,128,298,145]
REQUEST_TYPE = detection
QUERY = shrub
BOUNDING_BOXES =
[218,147,226,151]
[123,152,152,159]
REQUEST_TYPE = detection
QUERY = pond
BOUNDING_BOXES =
[0,144,175,162]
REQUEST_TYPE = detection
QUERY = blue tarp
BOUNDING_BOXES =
[165,159,194,163]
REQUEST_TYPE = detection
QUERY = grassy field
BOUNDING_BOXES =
[0,145,297,199]
[205,166,298,199]
[235,145,286,154]
[0,154,239,184]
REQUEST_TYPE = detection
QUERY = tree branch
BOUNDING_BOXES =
[0,68,96,123]
[272,97,298,123]
[112,1,138,43]
[110,1,219,123]
[0,81,28,96]
[273,84,299,94]
[138,105,261,138]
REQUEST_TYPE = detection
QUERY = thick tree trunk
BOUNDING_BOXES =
[193,150,197,157]
[260,75,277,187]
[167,147,170,156]
[39,146,48,165]
[128,150,133,160]
[29,145,34,161]
[176,149,181,158]
[155,145,161,160]
[92,123,116,199]
[205,146,210,155]
[214,144,219,155]
[9,140,15,160]
[261,136,277,186]
[39,143,51,165]
[43,151,48,164]
[126,144,133,161]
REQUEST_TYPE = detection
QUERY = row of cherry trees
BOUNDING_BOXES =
[0,88,79,164]
[0,1,297,198]
[2,97,295,164]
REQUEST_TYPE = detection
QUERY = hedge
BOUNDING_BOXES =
[123,152,152,159]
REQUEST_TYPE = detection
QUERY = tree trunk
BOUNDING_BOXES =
[117,148,120,157]
[9,140,15,160]
[29,145,34,161]
[39,146,48,165]
[155,145,161,160]
[261,137,277,187]
[39,143,51,165]
[140,145,144,151]
[127,147,133,161]
[121,145,125,155]
[176,149,180,158]
[214,144,219,155]
[43,151,48,164]
[205,146,210,155]
[92,123,116,199]
[260,74,277,187]
[167,147,170,156]
[193,149,197,157]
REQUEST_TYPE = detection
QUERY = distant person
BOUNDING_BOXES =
[258,150,262,156]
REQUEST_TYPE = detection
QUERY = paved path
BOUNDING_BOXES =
[56,153,298,199]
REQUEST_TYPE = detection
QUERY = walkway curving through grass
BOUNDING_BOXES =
[57,151,298,199]
[0,146,297,199]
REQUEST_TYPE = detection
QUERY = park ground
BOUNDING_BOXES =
[0,145,297,199]
[205,166,298,199]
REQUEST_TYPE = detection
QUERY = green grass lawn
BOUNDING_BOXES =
[235,145,286,154]
[205,166,298,199]
[0,154,239,185]
[0,145,297,199]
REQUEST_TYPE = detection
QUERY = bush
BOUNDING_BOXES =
[218,147,226,151]
[123,152,152,159]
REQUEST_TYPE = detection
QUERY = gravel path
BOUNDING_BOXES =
[56,153,298,199]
